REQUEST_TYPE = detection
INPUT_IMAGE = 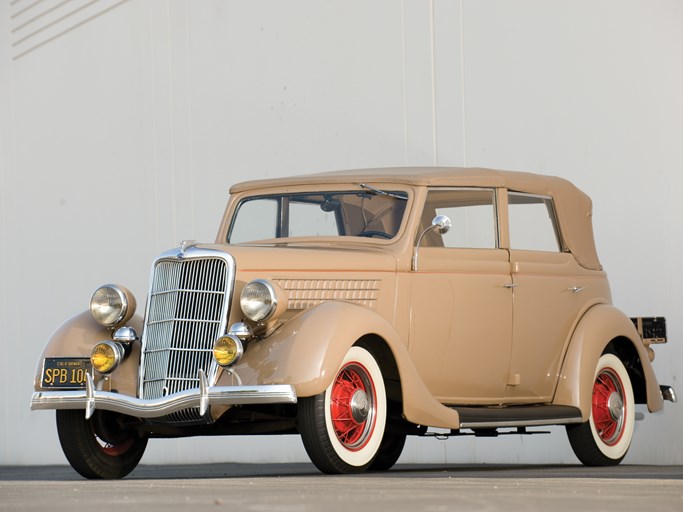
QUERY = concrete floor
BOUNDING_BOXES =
[1,463,682,512]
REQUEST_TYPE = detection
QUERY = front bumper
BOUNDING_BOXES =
[30,370,297,420]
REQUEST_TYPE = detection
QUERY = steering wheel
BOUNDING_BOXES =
[358,230,392,239]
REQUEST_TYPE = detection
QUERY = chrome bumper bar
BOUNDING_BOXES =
[30,370,297,420]
[660,385,677,403]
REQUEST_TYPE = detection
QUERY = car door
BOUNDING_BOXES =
[504,192,588,402]
[409,188,513,404]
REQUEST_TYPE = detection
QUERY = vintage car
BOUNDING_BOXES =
[31,167,675,478]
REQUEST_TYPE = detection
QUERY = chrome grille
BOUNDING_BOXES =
[139,250,234,421]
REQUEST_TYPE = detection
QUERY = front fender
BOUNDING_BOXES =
[33,311,143,397]
[554,304,663,419]
[234,301,461,429]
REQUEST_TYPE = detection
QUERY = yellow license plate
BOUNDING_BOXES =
[41,358,92,388]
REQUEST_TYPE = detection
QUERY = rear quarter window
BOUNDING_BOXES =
[507,192,561,252]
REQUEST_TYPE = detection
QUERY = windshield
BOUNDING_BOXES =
[228,190,408,243]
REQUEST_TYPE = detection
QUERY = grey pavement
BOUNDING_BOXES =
[1,463,682,511]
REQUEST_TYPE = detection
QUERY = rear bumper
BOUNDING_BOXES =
[30,371,297,419]
[660,385,677,403]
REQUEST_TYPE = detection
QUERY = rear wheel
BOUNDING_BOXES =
[566,353,635,466]
[56,409,147,479]
[298,345,387,473]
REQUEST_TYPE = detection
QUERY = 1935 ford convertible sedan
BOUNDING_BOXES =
[31,167,676,478]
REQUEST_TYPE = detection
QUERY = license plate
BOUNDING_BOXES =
[41,358,92,388]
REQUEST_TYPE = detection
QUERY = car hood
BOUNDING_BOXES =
[195,242,399,274]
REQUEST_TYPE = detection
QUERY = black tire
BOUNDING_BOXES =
[56,409,148,479]
[298,345,387,474]
[566,353,635,466]
[368,430,406,471]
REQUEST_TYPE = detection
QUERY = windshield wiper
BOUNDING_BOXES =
[359,183,407,200]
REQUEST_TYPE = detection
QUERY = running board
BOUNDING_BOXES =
[451,405,583,429]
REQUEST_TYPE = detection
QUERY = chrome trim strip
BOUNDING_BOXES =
[30,384,297,418]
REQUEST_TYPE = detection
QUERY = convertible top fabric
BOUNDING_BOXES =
[231,167,601,271]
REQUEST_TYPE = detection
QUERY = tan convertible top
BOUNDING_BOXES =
[231,167,602,271]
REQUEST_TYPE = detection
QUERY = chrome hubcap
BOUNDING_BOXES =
[350,389,370,423]
[607,391,624,421]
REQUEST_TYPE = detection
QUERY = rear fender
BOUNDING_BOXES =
[554,304,663,419]
[235,301,461,429]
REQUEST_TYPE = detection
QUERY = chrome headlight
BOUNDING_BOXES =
[240,279,285,323]
[89,284,136,327]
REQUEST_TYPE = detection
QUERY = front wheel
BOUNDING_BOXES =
[368,429,406,471]
[566,353,635,466]
[56,409,148,479]
[298,345,387,474]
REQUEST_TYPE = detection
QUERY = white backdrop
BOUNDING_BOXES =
[1,0,681,466]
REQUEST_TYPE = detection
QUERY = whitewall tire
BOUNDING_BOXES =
[567,352,635,466]
[298,345,387,473]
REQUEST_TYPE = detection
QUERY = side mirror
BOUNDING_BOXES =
[431,215,451,235]
[412,215,452,271]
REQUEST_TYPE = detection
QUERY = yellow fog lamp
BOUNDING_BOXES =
[213,335,244,367]
[90,341,125,374]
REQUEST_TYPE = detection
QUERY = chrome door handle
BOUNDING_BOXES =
[503,283,518,289]
[569,286,585,293]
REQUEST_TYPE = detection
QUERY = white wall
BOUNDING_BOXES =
[1,0,681,466]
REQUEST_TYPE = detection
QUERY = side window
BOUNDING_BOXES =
[508,192,561,252]
[422,189,497,249]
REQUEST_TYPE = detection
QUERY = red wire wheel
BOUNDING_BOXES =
[97,436,136,457]
[591,367,626,446]
[329,362,377,450]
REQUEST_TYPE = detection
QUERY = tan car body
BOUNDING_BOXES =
[35,167,665,431]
